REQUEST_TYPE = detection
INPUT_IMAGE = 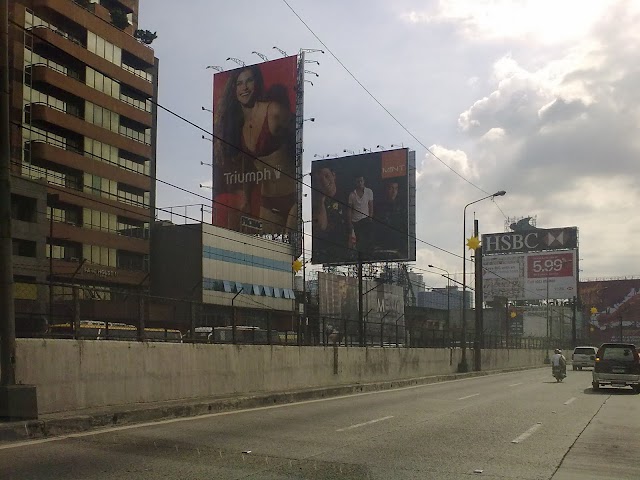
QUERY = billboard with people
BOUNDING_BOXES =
[211,55,299,236]
[311,148,416,265]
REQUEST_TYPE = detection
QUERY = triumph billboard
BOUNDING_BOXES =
[311,148,416,265]
[211,55,299,236]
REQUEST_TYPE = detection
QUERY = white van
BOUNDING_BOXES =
[572,346,598,370]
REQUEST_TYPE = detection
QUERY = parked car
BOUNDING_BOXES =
[592,343,640,393]
[572,346,598,370]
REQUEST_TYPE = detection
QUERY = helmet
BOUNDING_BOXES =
[555,349,561,354]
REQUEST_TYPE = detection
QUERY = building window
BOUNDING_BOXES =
[83,208,117,234]
[85,102,120,133]
[12,239,37,258]
[117,250,145,270]
[11,194,37,222]
[87,31,122,66]
[82,244,116,267]
[85,67,121,98]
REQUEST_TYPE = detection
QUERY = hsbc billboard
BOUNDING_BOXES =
[482,227,578,255]
[483,250,577,301]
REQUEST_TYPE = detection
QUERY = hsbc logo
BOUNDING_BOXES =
[482,227,577,254]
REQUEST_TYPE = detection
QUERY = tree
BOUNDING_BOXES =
[134,29,157,45]
[110,8,129,30]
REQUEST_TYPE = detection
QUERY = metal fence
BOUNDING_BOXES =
[13,279,555,349]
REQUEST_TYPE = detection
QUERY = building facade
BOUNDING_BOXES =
[151,222,297,332]
[417,286,473,311]
[8,0,157,328]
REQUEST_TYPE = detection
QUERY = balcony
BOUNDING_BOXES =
[32,26,153,96]
[46,185,150,223]
[34,0,155,65]
[51,258,149,286]
[52,221,149,255]
[31,64,153,127]
[30,141,151,191]
[29,102,152,159]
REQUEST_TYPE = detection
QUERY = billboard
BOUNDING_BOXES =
[483,250,577,301]
[482,227,578,255]
[580,279,640,344]
[310,149,416,265]
[212,55,299,236]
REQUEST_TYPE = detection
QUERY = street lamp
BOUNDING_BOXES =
[460,190,506,372]
[428,264,451,331]
[231,286,243,344]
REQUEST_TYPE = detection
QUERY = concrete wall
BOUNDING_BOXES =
[16,339,545,414]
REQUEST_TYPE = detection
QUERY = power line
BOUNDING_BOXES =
[11,21,534,297]
[280,0,490,195]
[13,19,478,265]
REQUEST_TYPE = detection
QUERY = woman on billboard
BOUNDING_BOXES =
[213,62,297,234]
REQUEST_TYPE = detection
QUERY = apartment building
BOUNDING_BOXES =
[8,0,158,327]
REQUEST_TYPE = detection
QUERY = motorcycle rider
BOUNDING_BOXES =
[551,348,567,376]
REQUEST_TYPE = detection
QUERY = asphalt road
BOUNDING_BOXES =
[2,367,638,479]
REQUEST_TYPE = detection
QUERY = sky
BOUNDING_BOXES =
[138,0,640,289]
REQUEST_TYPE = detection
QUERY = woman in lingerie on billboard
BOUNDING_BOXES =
[214,64,296,234]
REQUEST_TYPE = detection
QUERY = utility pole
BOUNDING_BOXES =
[358,259,364,346]
[1,1,37,419]
[1,0,17,387]
[571,295,577,348]
[473,219,482,371]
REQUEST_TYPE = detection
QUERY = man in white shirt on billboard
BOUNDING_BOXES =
[347,175,374,259]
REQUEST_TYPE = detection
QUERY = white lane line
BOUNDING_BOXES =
[0,369,546,451]
[508,383,523,387]
[336,416,394,432]
[511,423,542,444]
[458,393,480,401]
[564,397,576,405]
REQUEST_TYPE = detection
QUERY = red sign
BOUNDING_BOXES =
[526,252,574,279]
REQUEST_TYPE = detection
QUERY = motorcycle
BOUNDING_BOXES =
[552,365,566,382]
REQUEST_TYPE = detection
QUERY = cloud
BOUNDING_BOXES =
[402,1,624,44]
[450,2,640,276]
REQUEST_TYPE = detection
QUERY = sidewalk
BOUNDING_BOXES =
[552,391,640,479]
[0,366,538,443]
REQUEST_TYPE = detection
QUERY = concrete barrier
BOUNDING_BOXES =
[15,339,546,414]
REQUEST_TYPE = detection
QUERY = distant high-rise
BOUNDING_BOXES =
[8,0,158,325]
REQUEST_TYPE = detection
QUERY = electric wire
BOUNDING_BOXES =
[280,0,490,195]
[11,20,550,301]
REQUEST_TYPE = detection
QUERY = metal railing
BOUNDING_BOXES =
[13,280,555,349]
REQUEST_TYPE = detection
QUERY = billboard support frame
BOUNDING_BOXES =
[293,51,305,259]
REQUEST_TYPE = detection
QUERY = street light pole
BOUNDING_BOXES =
[231,286,243,344]
[544,274,550,363]
[460,190,506,372]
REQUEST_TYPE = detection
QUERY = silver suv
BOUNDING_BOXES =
[572,346,598,370]
[592,343,640,393]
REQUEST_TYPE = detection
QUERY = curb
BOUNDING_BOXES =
[0,365,543,443]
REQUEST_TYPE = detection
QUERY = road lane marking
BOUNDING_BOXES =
[458,393,480,400]
[508,383,522,387]
[336,416,394,432]
[564,397,576,405]
[0,369,548,451]
[511,423,542,444]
